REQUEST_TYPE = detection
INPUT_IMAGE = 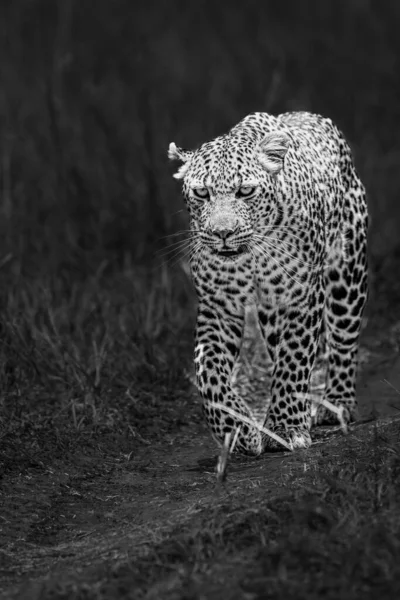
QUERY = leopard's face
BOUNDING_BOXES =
[169,128,291,263]
[184,157,261,261]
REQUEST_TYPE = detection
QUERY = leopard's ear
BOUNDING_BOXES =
[168,142,193,180]
[256,132,290,174]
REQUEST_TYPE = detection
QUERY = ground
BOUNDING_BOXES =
[1,255,400,600]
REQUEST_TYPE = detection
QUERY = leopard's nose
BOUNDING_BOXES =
[212,228,232,241]
[211,221,238,240]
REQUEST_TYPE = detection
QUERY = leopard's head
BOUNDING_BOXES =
[168,117,291,262]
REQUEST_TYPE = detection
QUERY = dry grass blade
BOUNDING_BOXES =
[209,402,293,451]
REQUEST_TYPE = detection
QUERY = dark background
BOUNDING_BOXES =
[0,0,399,277]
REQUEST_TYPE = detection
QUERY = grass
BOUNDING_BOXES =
[0,262,195,446]
[1,1,400,598]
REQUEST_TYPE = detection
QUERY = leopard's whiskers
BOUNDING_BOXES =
[257,225,309,245]
[253,234,316,269]
[156,239,194,261]
[167,241,203,272]
[158,229,202,240]
[252,240,305,287]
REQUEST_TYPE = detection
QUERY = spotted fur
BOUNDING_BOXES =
[169,112,368,455]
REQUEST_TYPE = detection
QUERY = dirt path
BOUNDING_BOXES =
[1,314,400,599]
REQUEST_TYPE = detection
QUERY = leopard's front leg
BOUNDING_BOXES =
[194,301,264,456]
[261,292,325,450]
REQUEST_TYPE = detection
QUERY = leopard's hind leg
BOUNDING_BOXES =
[314,167,368,424]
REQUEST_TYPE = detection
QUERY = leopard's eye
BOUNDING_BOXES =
[237,186,256,198]
[193,187,210,200]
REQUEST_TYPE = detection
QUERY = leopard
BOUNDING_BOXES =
[168,111,368,456]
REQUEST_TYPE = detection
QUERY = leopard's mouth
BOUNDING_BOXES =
[214,245,248,258]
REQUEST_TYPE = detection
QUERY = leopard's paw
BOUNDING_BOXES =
[313,402,356,427]
[263,426,312,452]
